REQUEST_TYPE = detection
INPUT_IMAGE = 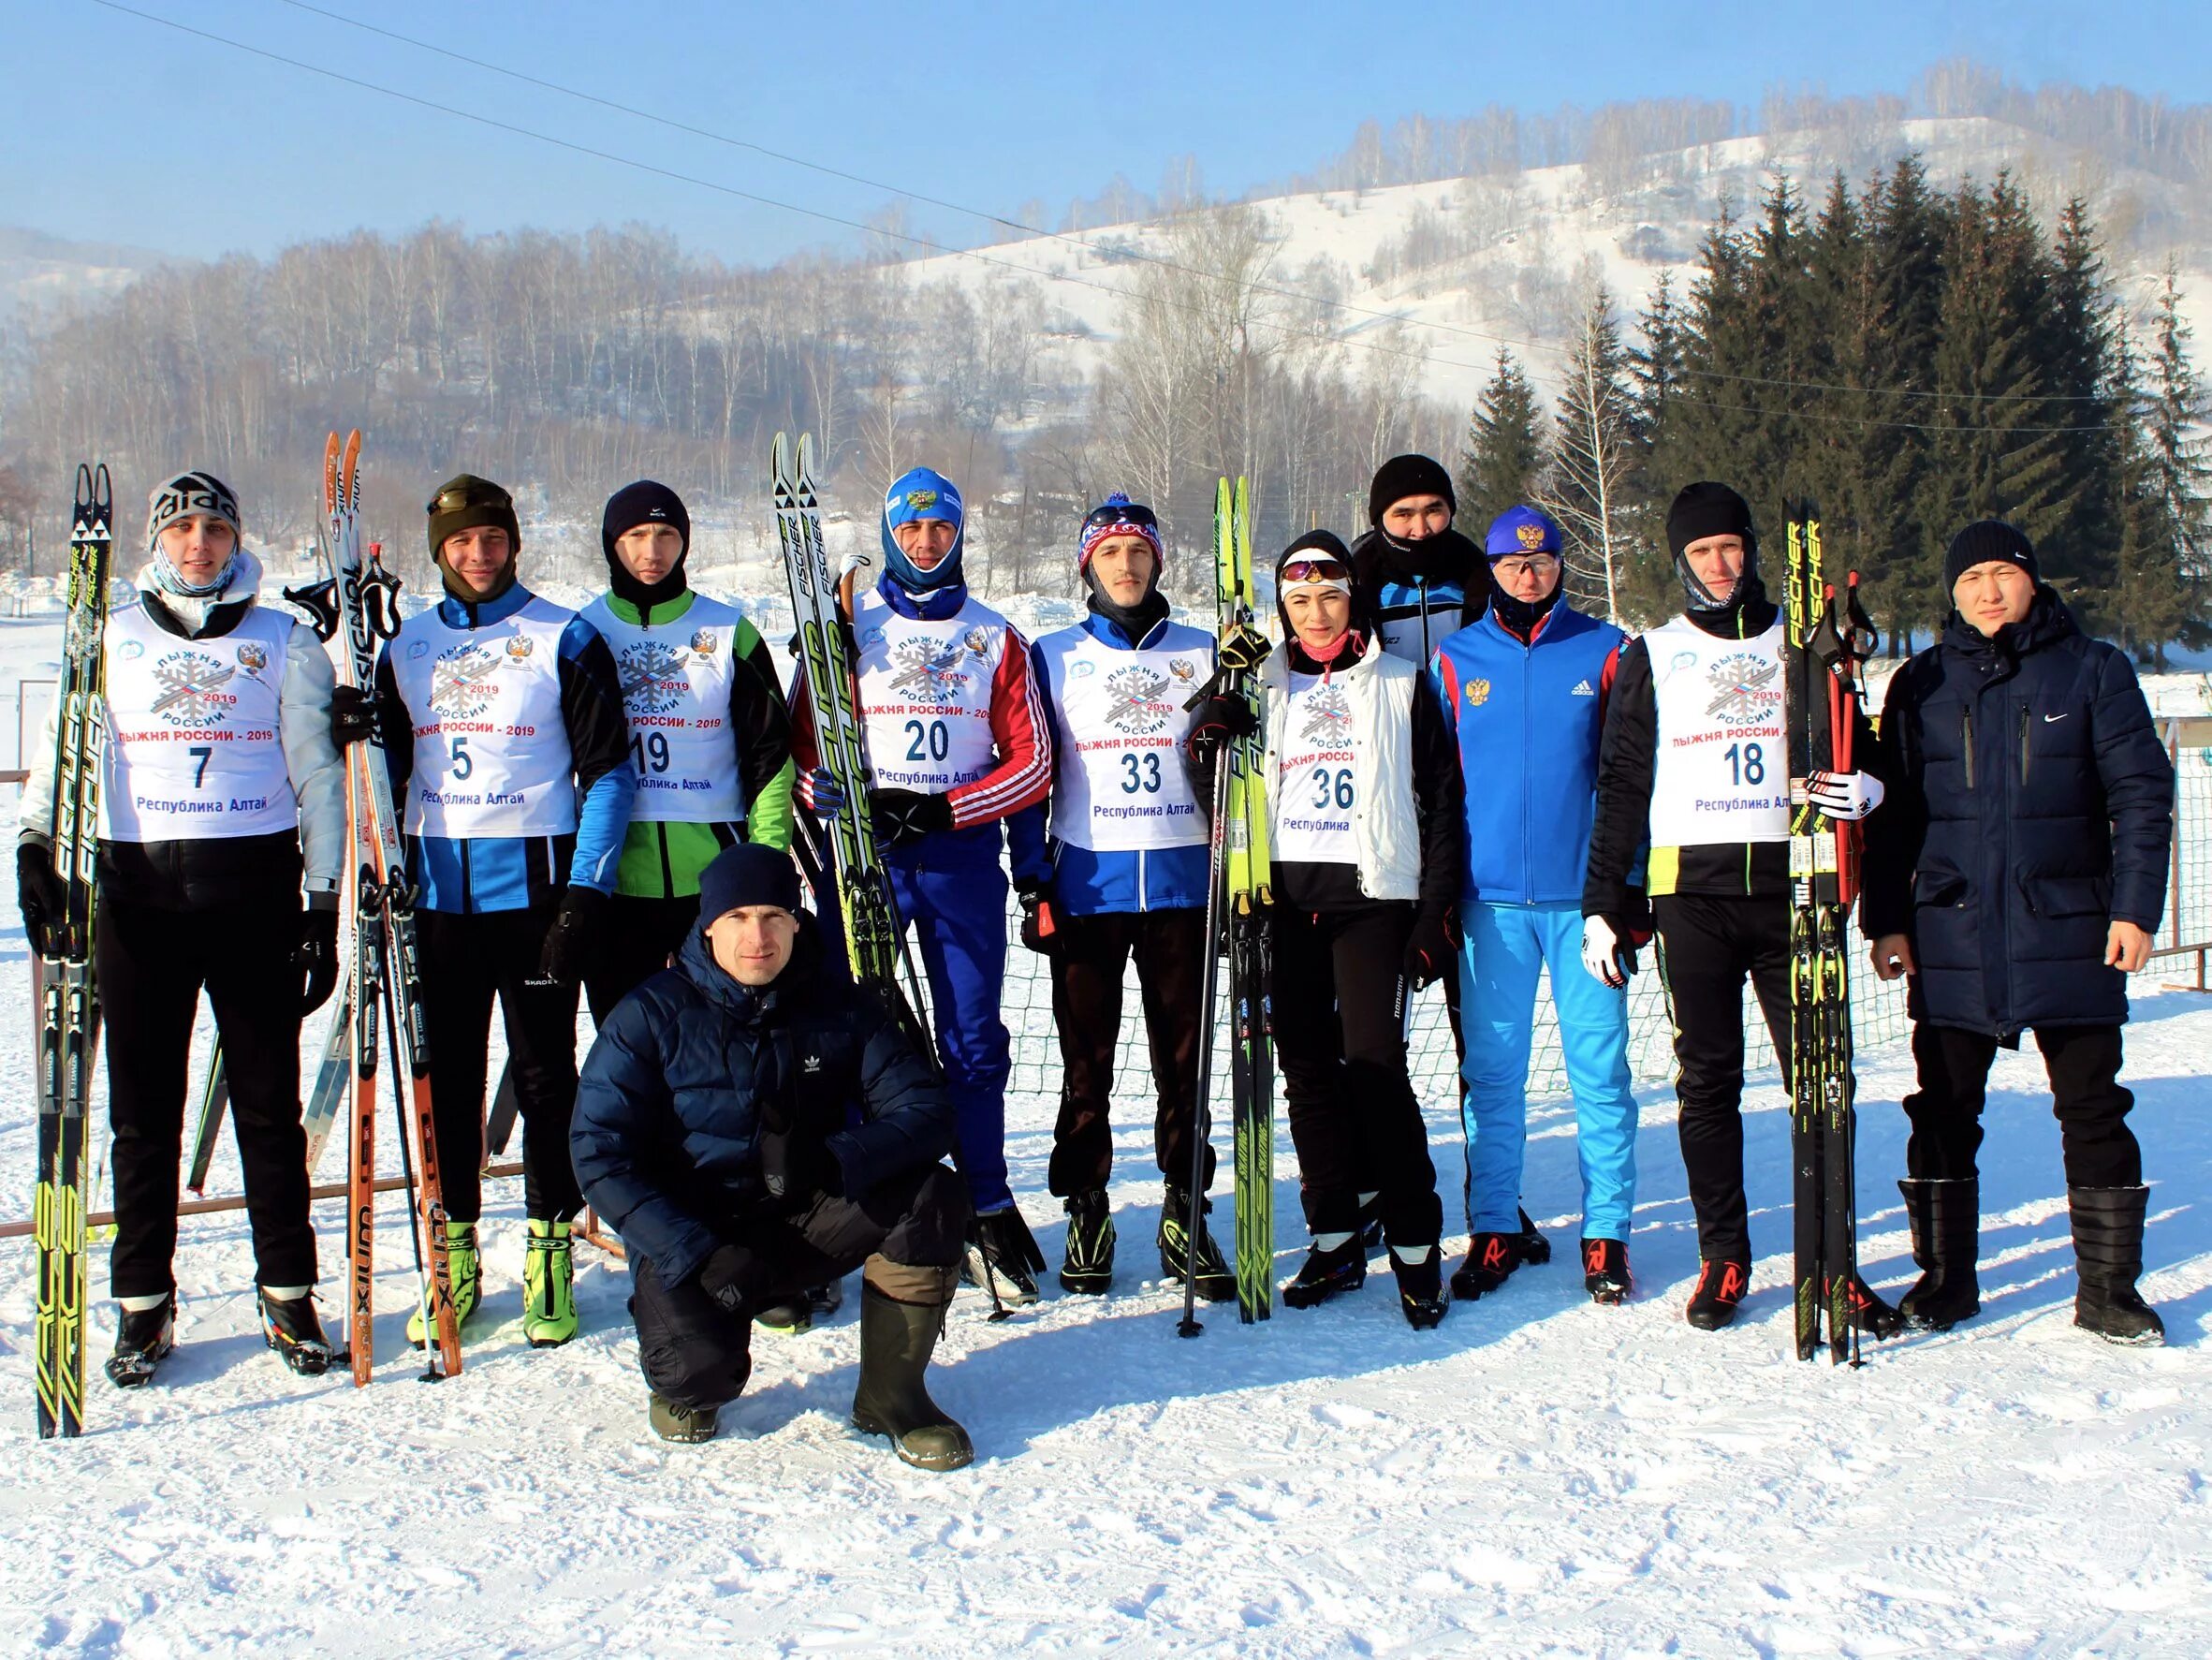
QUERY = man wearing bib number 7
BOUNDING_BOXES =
[1583,483,1896,1334]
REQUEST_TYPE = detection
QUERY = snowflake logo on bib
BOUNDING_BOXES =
[889,638,967,703]
[431,642,502,717]
[1297,683,1355,744]
[149,651,238,725]
[1102,666,1174,735]
[1705,652,1780,725]
[618,639,689,715]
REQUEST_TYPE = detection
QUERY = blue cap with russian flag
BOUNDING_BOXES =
[1484,505,1562,559]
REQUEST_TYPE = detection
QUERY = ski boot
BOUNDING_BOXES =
[1449,1230,1520,1300]
[1059,1189,1116,1295]
[1841,1272,1904,1339]
[1392,1247,1448,1329]
[1513,1207,1553,1265]
[2070,1184,2166,1346]
[851,1278,973,1472]
[1281,1237,1367,1309]
[755,1282,843,1335]
[962,1206,1045,1307]
[1581,1238,1633,1305]
[407,1221,481,1346]
[257,1288,335,1376]
[1897,1177,1981,1331]
[522,1218,578,1348]
[1684,1258,1749,1330]
[650,1393,719,1445]
[105,1294,176,1388]
[1158,1184,1235,1303]
[1355,1192,1384,1250]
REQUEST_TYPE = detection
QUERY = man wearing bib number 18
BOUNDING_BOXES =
[1583,482,1895,1333]
[359,476,635,1351]
[794,467,1054,1303]
[1008,493,1238,1300]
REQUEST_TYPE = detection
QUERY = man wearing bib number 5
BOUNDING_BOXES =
[1262,532,1462,1329]
[1584,482,1897,1333]
[794,468,1054,1303]
[357,476,635,1350]
[1008,494,1237,1300]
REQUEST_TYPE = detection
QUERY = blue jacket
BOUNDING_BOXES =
[1862,593,2173,1039]
[569,918,956,1286]
[374,581,635,912]
[1433,603,1626,906]
[1008,610,1211,914]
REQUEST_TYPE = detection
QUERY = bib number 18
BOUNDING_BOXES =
[1724,741,1765,786]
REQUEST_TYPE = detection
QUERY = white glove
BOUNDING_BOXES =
[1581,916,1628,989]
[1807,769,1884,822]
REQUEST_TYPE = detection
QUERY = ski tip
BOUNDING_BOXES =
[797,431,814,477]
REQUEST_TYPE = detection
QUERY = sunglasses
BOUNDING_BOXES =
[1083,501,1160,533]
[426,482,506,515]
[1279,558,1350,584]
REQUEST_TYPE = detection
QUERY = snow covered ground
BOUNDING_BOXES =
[1,616,2209,1656]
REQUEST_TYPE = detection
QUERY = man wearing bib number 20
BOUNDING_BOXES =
[1583,481,1897,1334]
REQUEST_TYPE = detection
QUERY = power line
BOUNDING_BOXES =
[88,0,2127,437]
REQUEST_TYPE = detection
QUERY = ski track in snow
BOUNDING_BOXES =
[0,623,2207,1655]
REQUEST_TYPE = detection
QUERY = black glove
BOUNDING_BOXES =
[330,683,377,747]
[1403,910,1457,991]
[696,1242,764,1315]
[17,840,65,957]
[871,788,955,848]
[1016,880,1061,956]
[1186,692,1257,760]
[294,902,342,1016]
[537,886,611,985]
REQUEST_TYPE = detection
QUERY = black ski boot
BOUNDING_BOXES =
[2069,1184,2166,1346]
[1841,1272,1904,1339]
[650,1393,718,1444]
[756,1281,843,1336]
[1392,1247,1447,1329]
[1355,1193,1384,1249]
[1449,1230,1520,1300]
[1282,1238,1367,1309]
[1684,1258,1749,1330]
[851,1282,974,1471]
[1897,1177,1981,1330]
[1060,1190,1116,1295]
[1159,1184,1235,1303]
[1514,1207,1553,1265]
[963,1207,1045,1306]
[1581,1237,1632,1304]
[257,1289,336,1376]
[105,1295,176,1388]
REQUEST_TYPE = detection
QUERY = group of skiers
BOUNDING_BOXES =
[17,445,2175,1469]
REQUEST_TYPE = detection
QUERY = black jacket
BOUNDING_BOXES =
[569,918,957,1285]
[1861,592,2173,1039]
[1348,525,1491,663]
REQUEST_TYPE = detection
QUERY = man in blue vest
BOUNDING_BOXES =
[1433,507,1640,1306]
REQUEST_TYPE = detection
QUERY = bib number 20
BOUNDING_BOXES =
[904,719,950,763]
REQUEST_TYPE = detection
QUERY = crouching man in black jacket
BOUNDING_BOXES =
[1864,522,2175,1346]
[572,843,974,1463]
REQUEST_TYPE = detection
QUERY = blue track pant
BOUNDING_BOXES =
[886,828,1015,1213]
[1458,900,1637,1241]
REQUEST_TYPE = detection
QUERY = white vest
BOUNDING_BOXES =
[388,597,579,838]
[1262,646,1421,902]
[581,594,745,825]
[853,588,1009,791]
[1646,615,1792,846]
[1041,622,1211,852]
[99,600,299,843]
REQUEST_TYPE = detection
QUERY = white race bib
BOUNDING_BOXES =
[853,590,1006,792]
[1646,615,1792,846]
[1042,624,1210,852]
[582,595,745,824]
[1272,671,1360,864]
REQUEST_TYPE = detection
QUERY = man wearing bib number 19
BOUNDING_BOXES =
[1008,493,1237,1300]
[1583,482,1897,1334]
[361,476,634,1351]
[795,467,1054,1304]
[1262,531,1462,1329]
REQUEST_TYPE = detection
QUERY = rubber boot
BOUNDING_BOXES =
[650,1393,718,1444]
[2069,1184,2165,1346]
[756,1282,842,1336]
[1060,1189,1116,1295]
[407,1222,481,1347]
[1897,1178,1981,1331]
[850,1275,974,1472]
[522,1219,578,1348]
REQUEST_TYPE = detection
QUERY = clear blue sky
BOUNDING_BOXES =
[7,0,2208,266]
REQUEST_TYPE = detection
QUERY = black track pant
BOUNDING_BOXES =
[1902,1021,2140,1187]
[417,906,583,1225]
[97,897,315,1299]
[585,894,699,1027]
[1652,892,1793,1262]
[1271,903,1442,1248]
[1047,906,1214,1197]
[630,1161,968,1411]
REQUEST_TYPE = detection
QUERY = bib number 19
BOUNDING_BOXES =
[631,731,670,775]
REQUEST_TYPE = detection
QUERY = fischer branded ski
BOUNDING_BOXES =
[33,461,112,1438]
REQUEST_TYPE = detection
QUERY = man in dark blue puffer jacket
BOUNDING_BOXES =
[1863,521,2175,1347]
[571,843,974,1463]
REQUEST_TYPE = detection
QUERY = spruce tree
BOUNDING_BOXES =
[1460,348,1549,530]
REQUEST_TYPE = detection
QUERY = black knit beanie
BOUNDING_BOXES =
[602,478,692,610]
[1943,520,2040,594]
[1664,481,1760,612]
[1368,454,1457,527]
